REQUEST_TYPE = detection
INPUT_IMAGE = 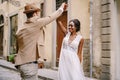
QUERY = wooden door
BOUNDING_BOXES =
[56,11,67,67]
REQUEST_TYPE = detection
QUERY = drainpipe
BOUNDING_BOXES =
[90,0,93,78]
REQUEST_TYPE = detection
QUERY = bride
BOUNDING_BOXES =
[58,19,85,80]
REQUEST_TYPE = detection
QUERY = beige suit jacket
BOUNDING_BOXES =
[15,8,63,66]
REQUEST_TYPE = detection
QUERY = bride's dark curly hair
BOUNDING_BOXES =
[69,19,81,32]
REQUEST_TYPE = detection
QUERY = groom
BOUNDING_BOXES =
[15,2,67,80]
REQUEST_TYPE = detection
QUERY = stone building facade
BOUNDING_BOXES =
[92,0,120,80]
[1,0,120,80]
[0,0,91,78]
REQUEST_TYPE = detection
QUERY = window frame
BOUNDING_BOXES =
[9,14,18,54]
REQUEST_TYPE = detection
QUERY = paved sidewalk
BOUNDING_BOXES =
[38,68,58,80]
[38,68,98,80]
[0,59,21,80]
[0,59,98,80]
[0,59,17,70]
[0,67,21,80]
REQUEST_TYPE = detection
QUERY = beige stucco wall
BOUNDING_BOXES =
[69,0,90,39]
[115,1,120,80]
[111,0,120,80]
[116,0,120,78]
[43,0,55,63]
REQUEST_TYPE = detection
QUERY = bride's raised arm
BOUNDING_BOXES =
[57,20,68,35]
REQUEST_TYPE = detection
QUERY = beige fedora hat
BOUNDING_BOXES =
[23,3,41,14]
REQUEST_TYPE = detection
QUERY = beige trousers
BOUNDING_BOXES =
[18,62,38,80]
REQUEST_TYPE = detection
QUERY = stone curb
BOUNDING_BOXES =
[0,59,18,72]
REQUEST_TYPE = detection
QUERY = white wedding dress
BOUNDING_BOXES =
[58,32,85,80]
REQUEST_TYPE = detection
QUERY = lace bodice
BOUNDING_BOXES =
[62,32,82,53]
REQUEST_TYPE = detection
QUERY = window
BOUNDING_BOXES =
[40,3,44,17]
[1,0,6,3]
[56,0,67,10]
[10,14,18,54]
[0,15,4,24]
[0,15,4,56]
[0,26,3,56]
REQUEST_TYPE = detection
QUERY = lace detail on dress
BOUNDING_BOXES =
[62,32,82,53]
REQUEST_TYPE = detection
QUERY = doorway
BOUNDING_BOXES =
[56,11,67,67]
[55,0,68,67]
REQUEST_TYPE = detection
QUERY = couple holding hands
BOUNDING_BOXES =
[15,2,85,80]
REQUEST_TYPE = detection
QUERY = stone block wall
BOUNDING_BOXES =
[92,0,111,79]
[83,39,90,77]
[100,0,111,80]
